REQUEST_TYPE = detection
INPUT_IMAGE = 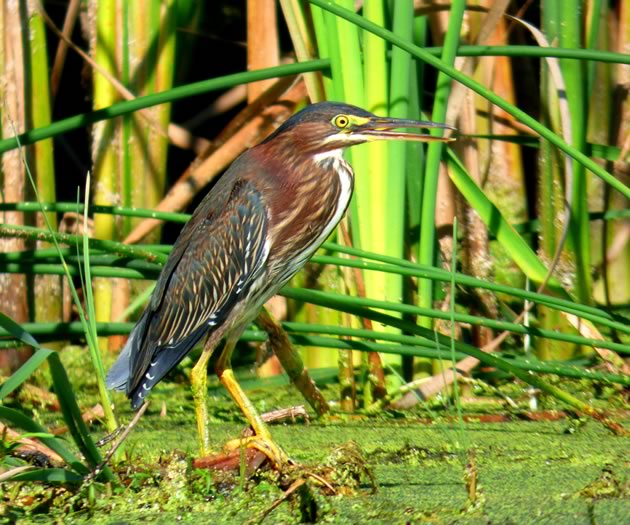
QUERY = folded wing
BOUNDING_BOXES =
[107,179,269,409]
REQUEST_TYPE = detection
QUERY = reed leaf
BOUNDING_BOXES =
[0,406,88,476]
[307,0,630,200]
[1,46,628,154]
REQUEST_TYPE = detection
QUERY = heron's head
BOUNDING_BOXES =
[263,101,455,155]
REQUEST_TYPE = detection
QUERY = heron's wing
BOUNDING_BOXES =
[118,178,269,408]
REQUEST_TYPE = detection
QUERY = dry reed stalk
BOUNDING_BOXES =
[247,0,280,102]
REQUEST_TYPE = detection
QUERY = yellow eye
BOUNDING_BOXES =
[333,114,350,129]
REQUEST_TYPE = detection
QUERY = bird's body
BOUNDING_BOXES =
[107,102,453,461]
[107,106,356,408]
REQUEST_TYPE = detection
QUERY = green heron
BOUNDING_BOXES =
[107,101,454,465]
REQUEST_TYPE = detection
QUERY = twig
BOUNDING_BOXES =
[390,355,481,409]
[242,405,309,438]
[5,381,60,410]
[261,405,309,424]
[306,471,336,494]
[256,309,330,416]
[182,85,247,129]
[50,0,80,99]
[94,424,125,448]
[257,478,306,523]
[82,401,149,485]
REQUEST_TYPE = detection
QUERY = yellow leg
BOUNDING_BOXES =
[191,341,218,456]
[216,335,288,466]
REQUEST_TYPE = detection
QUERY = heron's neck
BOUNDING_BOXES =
[259,142,354,264]
[311,148,353,180]
[253,137,354,190]
[312,148,343,166]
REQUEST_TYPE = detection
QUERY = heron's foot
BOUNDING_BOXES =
[224,434,291,469]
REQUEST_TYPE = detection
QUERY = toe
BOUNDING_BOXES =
[224,436,289,468]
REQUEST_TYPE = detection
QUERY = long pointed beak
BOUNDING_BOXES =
[355,117,456,142]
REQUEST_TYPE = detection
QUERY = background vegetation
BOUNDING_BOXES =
[0,0,628,521]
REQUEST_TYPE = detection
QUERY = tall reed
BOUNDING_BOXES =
[0,2,60,372]
[89,0,176,350]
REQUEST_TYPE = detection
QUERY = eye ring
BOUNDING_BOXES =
[333,114,350,129]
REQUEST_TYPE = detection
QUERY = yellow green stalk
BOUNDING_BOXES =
[296,0,366,373]
[279,0,325,102]
[90,0,119,351]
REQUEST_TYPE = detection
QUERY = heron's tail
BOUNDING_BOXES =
[106,311,149,391]
[106,342,132,391]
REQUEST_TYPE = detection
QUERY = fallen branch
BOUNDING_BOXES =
[0,423,63,466]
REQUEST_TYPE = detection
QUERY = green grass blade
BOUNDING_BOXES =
[555,0,591,303]
[8,468,84,483]
[79,177,116,432]
[0,198,626,239]
[418,0,466,340]
[279,287,630,354]
[0,44,627,154]
[0,223,167,264]
[0,311,40,348]
[47,352,113,480]
[0,348,52,400]
[444,150,565,294]
[2,320,624,385]
[2,238,628,335]
[439,44,630,63]
[0,60,330,154]
[0,201,190,223]
[0,306,113,479]
[281,288,625,429]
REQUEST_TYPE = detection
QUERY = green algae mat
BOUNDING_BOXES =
[111,415,630,524]
[4,381,628,525]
